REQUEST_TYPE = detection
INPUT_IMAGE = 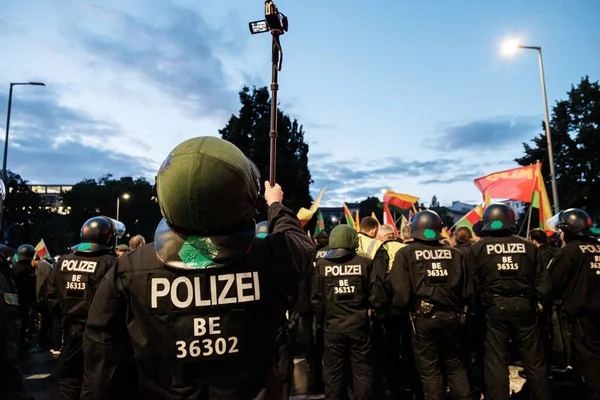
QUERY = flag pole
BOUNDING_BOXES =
[525,161,540,235]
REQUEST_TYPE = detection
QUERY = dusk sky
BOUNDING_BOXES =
[0,1,598,207]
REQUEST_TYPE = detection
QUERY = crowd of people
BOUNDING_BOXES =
[0,135,598,400]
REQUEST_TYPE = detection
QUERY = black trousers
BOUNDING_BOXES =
[483,297,549,400]
[569,314,600,400]
[323,330,373,400]
[53,322,85,400]
[412,311,471,400]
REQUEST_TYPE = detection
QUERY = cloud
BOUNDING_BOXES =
[430,116,538,151]
[418,173,482,185]
[0,90,156,183]
[69,3,239,118]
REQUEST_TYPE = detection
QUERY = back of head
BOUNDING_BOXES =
[325,225,358,259]
[454,226,473,245]
[314,231,329,248]
[528,228,549,245]
[129,235,146,250]
[378,224,396,242]
[359,217,379,236]
[17,244,36,262]
[410,210,443,242]
[481,203,516,235]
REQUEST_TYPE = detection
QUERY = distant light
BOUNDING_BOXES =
[381,189,389,194]
[501,39,521,56]
[331,216,338,222]
[122,193,131,200]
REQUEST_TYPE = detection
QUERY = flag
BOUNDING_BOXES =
[354,210,360,231]
[474,164,537,202]
[35,239,51,260]
[307,230,311,238]
[484,190,491,207]
[343,203,354,226]
[297,188,327,227]
[383,203,399,237]
[441,227,450,238]
[454,205,484,230]
[383,190,419,210]
[371,212,380,224]
[399,215,408,235]
[531,163,553,232]
[408,210,415,222]
[314,210,325,236]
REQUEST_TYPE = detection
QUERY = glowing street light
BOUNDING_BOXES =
[500,39,560,213]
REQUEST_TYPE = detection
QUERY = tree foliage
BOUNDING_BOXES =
[516,76,600,220]
[359,197,383,222]
[219,86,313,213]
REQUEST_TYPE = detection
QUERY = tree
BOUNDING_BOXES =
[2,171,44,248]
[62,175,162,250]
[431,195,440,208]
[220,86,313,213]
[359,197,383,223]
[516,76,600,221]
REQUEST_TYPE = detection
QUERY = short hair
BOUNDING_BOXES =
[378,224,396,241]
[529,229,549,245]
[129,235,146,250]
[455,226,473,244]
[360,217,380,233]
[314,231,329,248]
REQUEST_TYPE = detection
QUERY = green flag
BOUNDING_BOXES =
[315,210,325,236]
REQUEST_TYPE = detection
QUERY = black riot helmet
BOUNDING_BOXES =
[546,208,600,236]
[255,221,269,239]
[17,244,36,262]
[410,210,443,241]
[71,216,117,253]
[481,203,516,232]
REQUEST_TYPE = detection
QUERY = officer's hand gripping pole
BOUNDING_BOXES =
[249,1,288,185]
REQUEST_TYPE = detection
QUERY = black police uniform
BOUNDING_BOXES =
[311,244,329,392]
[82,202,314,399]
[45,251,117,400]
[11,259,36,348]
[0,269,24,397]
[468,234,551,400]
[391,240,473,400]
[313,251,375,399]
[538,243,555,270]
[548,236,600,398]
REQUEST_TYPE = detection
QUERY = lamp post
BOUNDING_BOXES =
[0,82,46,240]
[501,40,559,213]
[116,193,130,246]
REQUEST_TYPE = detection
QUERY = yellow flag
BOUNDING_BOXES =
[297,187,327,227]
[354,210,360,230]
[484,190,491,207]
[371,212,380,224]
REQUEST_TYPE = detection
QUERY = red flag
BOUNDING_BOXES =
[454,205,484,230]
[35,239,51,260]
[474,165,537,202]
[383,204,399,237]
[408,210,415,222]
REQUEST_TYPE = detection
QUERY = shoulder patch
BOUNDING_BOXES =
[4,293,19,306]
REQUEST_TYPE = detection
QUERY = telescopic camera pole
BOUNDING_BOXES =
[249,1,288,185]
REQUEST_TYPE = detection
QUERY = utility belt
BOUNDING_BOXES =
[409,301,466,334]
[481,292,534,307]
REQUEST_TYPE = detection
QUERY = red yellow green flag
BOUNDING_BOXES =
[531,163,553,232]
[314,210,325,236]
[454,205,484,230]
[35,239,51,260]
[343,203,354,226]
[354,210,360,230]
[297,187,327,227]
[383,203,399,237]
[383,190,419,210]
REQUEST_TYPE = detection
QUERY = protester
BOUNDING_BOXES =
[128,235,146,251]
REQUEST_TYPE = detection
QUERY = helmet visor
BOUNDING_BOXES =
[546,212,562,232]
[109,218,126,239]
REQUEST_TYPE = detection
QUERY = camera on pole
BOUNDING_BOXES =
[249,1,288,185]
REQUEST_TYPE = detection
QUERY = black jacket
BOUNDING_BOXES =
[548,236,600,316]
[312,252,375,333]
[538,244,555,270]
[45,251,116,324]
[467,233,551,305]
[82,202,315,400]
[390,240,473,312]
[11,261,36,307]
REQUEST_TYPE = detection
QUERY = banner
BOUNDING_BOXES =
[383,204,399,237]
[383,190,419,210]
[474,164,537,202]
[297,187,327,227]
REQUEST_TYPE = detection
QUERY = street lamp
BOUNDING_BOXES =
[501,40,559,213]
[116,193,130,245]
[0,82,46,241]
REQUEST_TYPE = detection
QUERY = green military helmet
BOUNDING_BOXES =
[156,137,260,234]
[325,225,359,259]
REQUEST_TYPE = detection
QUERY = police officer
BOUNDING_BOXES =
[312,230,329,393]
[547,208,600,399]
[82,136,315,399]
[312,224,377,399]
[467,203,551,400]
[11,244,36,351]
[390,210,473,399]
[45,216,121,400]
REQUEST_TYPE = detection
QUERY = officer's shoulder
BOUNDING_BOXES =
[116,243,156,274]
[353,253,372,264]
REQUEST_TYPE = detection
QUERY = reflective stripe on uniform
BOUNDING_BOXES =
[358,234,382,260]
[383,241,405,270]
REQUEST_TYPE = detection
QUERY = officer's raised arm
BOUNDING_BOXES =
[264,180,316,276]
